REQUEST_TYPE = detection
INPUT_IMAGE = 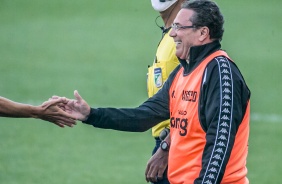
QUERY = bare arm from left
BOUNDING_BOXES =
[0,96,77,127]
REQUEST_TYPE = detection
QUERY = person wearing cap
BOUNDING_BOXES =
[146,0,184,183]
[57,0,251,183]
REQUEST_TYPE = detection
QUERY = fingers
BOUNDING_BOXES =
[146,169,164,183]
[51,95,60,99]
[74,90,83,102]
[145,164,150,182]
[55,106,77,120]
[47,95,60,102]
[42,97,68,108]
[51,97,70,104]
[42,92,88,126]
[157,171,164,181]
[53,122,65,128]
[46,115,76,127]
[145,164,159,182]
[42,99,72,116]
[55,119,76,127]
[53,120,75,128]
[40,100,78,126]
[145,151,168,183]
[47,98,64,106]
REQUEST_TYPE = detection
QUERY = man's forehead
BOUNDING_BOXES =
[174,9,193,24]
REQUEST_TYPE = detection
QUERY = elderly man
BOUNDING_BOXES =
[58,0,250,183]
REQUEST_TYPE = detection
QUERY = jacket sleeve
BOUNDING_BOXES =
[195,57,250,184]
[83,65,181,132]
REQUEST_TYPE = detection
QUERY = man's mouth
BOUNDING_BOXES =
[175,41,182,46]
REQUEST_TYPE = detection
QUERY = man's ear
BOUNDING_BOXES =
[199,26,209,42]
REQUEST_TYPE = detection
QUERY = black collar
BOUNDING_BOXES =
[179,40,221,75]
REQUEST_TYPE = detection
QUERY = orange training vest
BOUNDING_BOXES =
[168,50,250,184]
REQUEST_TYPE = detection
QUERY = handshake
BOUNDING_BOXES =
[0,90,91,128]
[40,90,90,127]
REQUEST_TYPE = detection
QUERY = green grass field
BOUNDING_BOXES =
[0,0,281,183]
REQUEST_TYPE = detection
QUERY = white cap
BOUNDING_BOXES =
[151,0,178,12]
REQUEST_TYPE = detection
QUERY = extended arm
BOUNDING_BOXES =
[62,88,170,132]
[0,96,76,127]
[82,66,180,132]
[0,97,36,117]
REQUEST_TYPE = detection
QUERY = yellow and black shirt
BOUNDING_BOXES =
[147,29,179,137]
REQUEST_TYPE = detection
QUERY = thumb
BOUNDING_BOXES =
[74,90,83,102]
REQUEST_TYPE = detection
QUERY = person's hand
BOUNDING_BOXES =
[145,148,169,183]
[53,90,91,122]
[38,97,77,128]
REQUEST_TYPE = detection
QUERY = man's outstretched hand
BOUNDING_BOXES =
[51,90,91,122]
[39,97,77,128]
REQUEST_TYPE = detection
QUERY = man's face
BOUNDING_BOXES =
[169,9,202,60]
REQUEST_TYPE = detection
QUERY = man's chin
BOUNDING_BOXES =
[175,52,182,59]
[176,51,187,60]
[178,55,186,60]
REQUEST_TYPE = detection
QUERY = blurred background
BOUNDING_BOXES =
[0,0,281,183]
